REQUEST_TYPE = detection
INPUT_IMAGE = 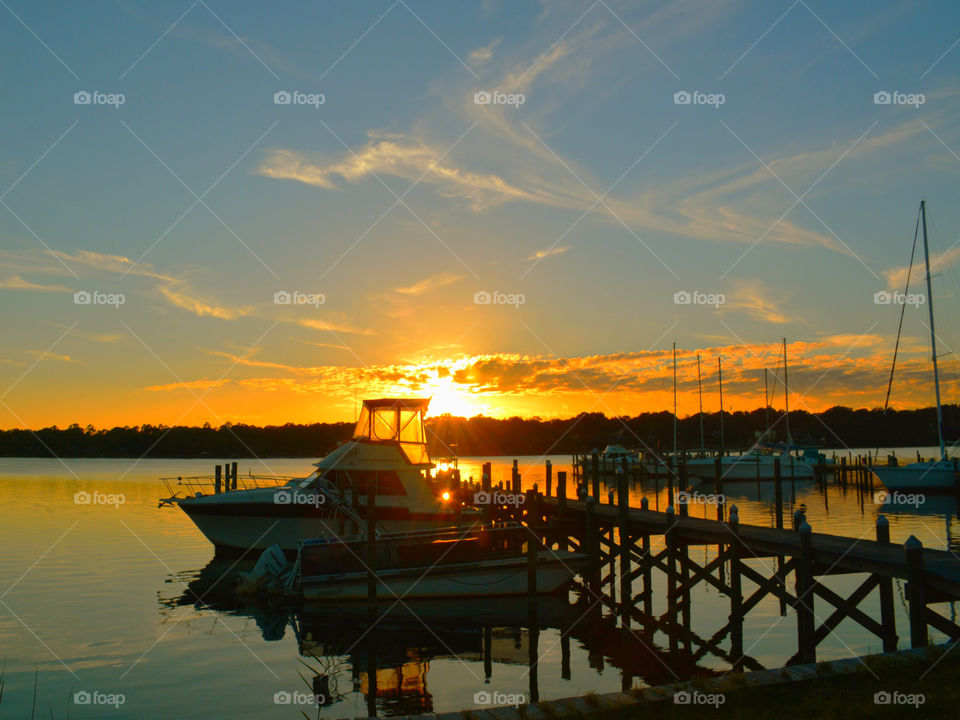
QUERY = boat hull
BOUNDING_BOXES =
[685,457,815,481]
[302,554,584,600]
[872,463,958,492]
[179,501,465,553]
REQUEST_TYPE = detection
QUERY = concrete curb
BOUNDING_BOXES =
[344,642,950,720]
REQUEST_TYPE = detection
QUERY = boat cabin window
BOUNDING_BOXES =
[352,399,431,465]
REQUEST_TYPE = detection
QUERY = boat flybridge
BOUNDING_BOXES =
[169,398,478,553]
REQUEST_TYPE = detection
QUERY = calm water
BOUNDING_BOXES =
[1,451,957,718]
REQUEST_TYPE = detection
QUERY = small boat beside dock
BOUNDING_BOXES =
[299,526,586,600]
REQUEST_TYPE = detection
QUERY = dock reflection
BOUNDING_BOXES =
[161,556,716,716]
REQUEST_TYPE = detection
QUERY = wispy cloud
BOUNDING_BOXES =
[395,272,466,295]
[525,246,568,261]
[721,281,794,325]
[158,283,252,320]
[0,275,71,292]
[469,37,501,65]
[884,242,960,290]
[257,133,545,211]
[299,317,374,335]
[25,350,75,363]
[144,379,231,393]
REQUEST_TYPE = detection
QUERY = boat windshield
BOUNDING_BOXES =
[352,398,431,465]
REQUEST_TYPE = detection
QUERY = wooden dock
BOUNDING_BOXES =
[458,462,960,671]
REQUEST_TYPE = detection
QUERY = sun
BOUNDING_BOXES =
[422,375,481,417]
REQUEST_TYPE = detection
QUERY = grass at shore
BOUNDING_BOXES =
[617,646,960,719]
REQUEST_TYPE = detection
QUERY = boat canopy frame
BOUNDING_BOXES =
[351,398,432,465]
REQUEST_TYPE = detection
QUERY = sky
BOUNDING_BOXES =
[2,0,960,429]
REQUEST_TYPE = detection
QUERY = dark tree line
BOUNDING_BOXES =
[0,405,956,458]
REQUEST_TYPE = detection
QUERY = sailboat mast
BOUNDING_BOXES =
[764,368,770,439]
[718,356,725,456]
[920,200,947,460]
[673,342,678,458]
[697,354,705,451]
[783,338,792,447]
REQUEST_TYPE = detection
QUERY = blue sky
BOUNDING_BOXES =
[2,0,960,426]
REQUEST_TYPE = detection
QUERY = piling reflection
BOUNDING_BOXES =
[161,556,720,716]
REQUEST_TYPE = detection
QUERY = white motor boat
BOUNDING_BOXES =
[165,398,478,553]
[299,526,586,600]
[685,447,815,481]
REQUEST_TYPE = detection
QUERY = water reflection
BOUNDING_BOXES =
[161,556,716,717]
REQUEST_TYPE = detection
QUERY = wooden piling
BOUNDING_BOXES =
[591,452,600,500]
[876,516,898,651]
[545,459,553,497]
[665,503,679,656]
[640,496,652,619]
[617,468,631,628]
[214,464,222,494]
[366,471,378,612]
[231,461,238,490]
[796,521,816,664]
[905,535,928,648]
[728,505,744,671]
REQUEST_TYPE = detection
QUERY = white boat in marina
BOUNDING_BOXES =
[871,201,958,493]
[299,526,586,600]
[685,446,815,481]
[163,398,479,553]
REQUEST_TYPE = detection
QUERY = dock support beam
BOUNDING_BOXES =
[876,516,898,651]
[906,535,929,648]
[795,521,816,664]
[617,467,631,628]
[728,505,744,671]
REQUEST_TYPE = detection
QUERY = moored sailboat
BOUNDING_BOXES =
[872,201,959,492]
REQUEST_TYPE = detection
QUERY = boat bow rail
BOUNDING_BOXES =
[159,473,296,503]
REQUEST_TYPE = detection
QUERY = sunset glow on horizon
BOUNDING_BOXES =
[2,2,960,431]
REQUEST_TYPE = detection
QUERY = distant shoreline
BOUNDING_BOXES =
[0,405,955,458]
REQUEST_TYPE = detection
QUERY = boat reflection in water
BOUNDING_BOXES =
[163,557,714,717]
